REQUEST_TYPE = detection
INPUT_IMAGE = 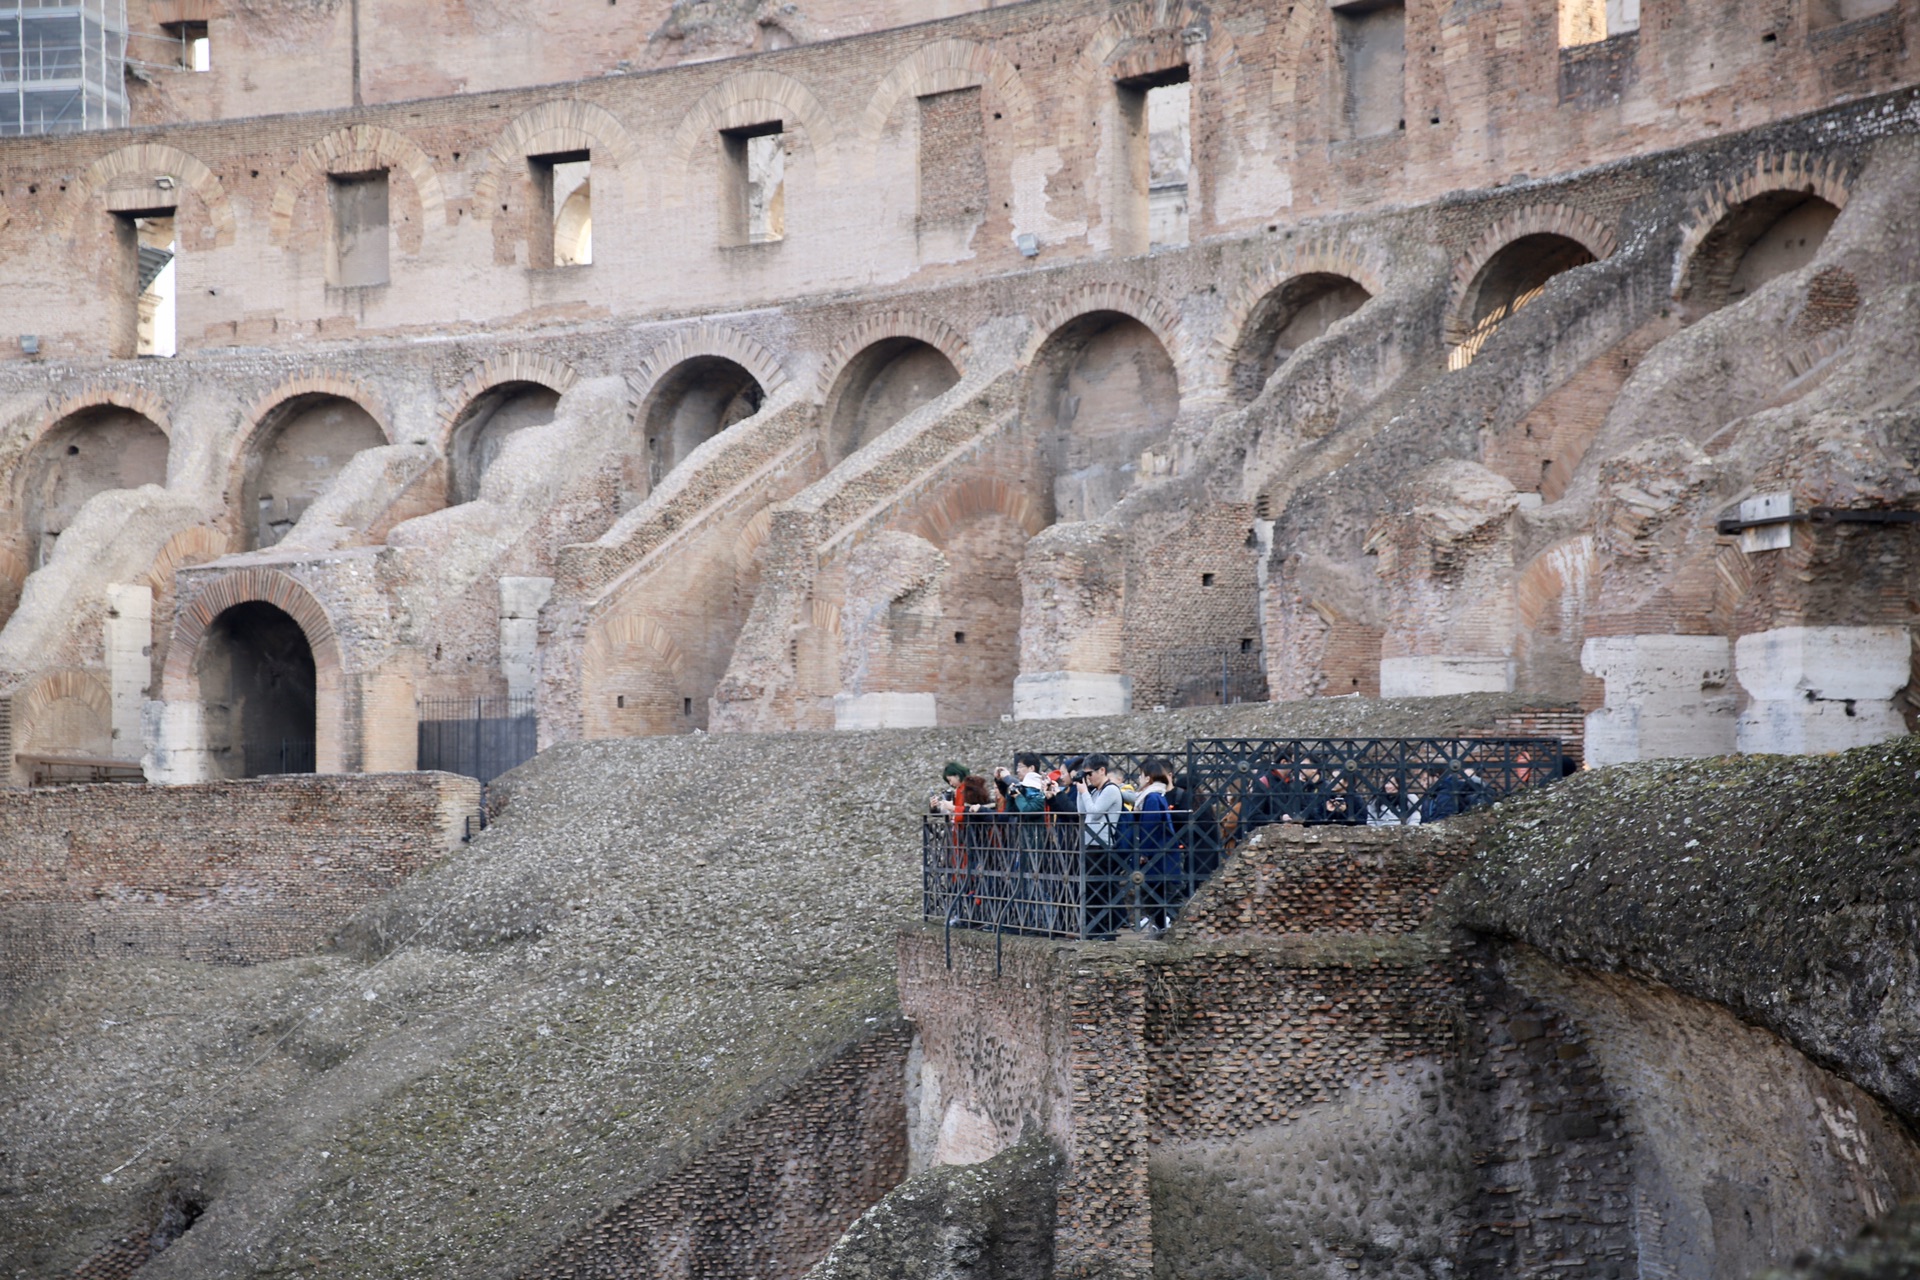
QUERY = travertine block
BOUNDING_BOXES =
[1735,625,1911,755]
[1582,634,1736,765]
[1012,671,1131,720]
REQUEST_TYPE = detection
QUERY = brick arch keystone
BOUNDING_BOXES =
[663,69,840,205]
[437,352,582,445]
[816,311,969,399]
[1214,239,1392,363]
[585,615,689,677]
[470,99,640,214]
[16,667,112,739]
[1445,204,1618,347]
[1515,535,1596,636]
[1024,281,1186,368]
[855,40,1039,178]
[733,505,775,578]
[52,142,236,247]
[161,567,341,697]
[268,124,445,246]
[1671,151,1855,302]
[142,526,230,597]
[907,475,1047,547]
[808,599,842,637]
[633,324,792,404]
[241,373,393,445]
[36,384,172,446]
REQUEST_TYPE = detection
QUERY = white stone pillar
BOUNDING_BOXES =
[1011,672,1132,720]
[1378,655,1514,699]
[1734,625,1911,756]
[1581,635,1738,766]
[499,576,554,701]
[105,583,153,761]
[141,699,216,784]
[833,691,938,730]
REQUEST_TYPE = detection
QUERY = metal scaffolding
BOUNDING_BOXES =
[0,0,129,137]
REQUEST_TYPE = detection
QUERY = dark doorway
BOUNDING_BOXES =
[197,601,317,777]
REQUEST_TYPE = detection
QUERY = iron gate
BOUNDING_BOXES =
[417,696,538,783]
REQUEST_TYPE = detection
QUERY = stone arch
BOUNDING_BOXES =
[35,384,172,445]
[15,398,170,569]
[1217,240,1391,359]
[51,142,236,247]
[470,99,641,213]
[583,614,699,738]
[241,373,393,446]
[232,379,393,550]
[908,476,1048,546]
[819,317,967,463]
[15,668,113,758]
[160,567,341,697]
[734,505,775,581]
[1672,152,1854,313]
[663,69,841,204]
[267,124,446,247]
[634,324,792,402]
[816,312,968,399]
[855,39,1040,176]
[1218,245,1387,402]
[1025,304,1182,525]
[1514,534,1596,699]
[142,526,232,673]
[1026,282,1185,367]
[1445,205,1617,365]
[437,353,580,445]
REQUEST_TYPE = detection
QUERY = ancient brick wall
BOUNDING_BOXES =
[1175,823,1477,942]
[523,1023,911,1280]
[0,771,478,988]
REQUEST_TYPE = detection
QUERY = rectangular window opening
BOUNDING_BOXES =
[1113,65,1188,255]
[119,210,176,359]
[722,122,785,246]
[329,170,390,288]
[529,149,592,268]
[1558,0,1640,46]
[682,696,694,717]
[1332,0,1406,139]
[161,21,211,71]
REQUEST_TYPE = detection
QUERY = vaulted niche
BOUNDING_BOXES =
[824,338,960,464]
[1450,234,1597,369]
[1230,273,1374,402]
[643,357,765,486]
[1680,191,1841,318]
[1025,311,1180,524]
[240,395,385,549]
[449,382,561,504]
[20,407,169,569]
[195,601,317,778]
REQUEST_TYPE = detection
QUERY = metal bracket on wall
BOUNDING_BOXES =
[1715,506,1920,535]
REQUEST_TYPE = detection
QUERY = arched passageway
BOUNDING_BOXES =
[1024,312,1180,524]
[1451,234,1597,369]
[824,338,960,463]
[1230,273,1373,401]
[448,381,562,504]
[643,357,765,487]
[240,395,386,549]
[194,601,317,777]
[18,408,168,568]
[1682,192,1841,316]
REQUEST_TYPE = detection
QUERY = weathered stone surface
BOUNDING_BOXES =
[804,1135,1063,1280]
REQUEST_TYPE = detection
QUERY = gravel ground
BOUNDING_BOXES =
[0,694,1551,1280]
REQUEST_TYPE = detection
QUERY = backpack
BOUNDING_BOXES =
[1009,783,1046,813]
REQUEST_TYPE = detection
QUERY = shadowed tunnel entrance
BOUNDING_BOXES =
[195,601,317,776]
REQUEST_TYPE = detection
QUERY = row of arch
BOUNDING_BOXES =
[7,157,1851,590]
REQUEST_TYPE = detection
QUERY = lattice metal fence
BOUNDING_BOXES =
[417,695,538,784]
[923,736,1565,943]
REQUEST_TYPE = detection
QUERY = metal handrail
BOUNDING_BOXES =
[922,735,1566,945]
